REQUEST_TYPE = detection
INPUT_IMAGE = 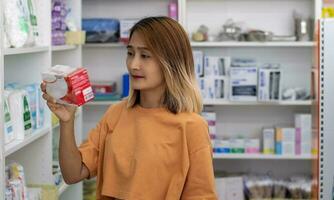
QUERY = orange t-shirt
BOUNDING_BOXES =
[79,100,217,200]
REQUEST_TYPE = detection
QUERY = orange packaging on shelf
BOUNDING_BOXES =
[42,65,95,106]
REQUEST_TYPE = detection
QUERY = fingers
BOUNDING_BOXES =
[40,82,46,93]
[47,101,61,110]
[42,93,56,104]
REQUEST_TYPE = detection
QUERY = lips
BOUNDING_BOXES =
[132,75,145,79]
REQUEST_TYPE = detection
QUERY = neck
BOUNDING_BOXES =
[139,86,165,109]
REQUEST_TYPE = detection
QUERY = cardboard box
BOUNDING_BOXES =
[216,177,244,200]
[65,31,86,45]
[258,66,282,101]
[120,19,138,43]
[42,65,95,106]
[193,51,204,77]
[230,67,258,101]
[295,114,312,155]
[263,128,275,154]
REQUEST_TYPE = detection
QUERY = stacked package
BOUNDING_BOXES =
[4,83,45,145]
[4,0,40,48]
[52,0,68,45]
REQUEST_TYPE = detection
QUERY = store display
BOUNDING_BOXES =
[239,30,274,42]
[26,0,41,46]
[295,114,312,155]
[24,84,44,130]
[65,31,86,45]
[120,19,138,43]
[216,176,244,200]
[5,163,28,200]
[83,18,120,43]
[230,66,258,101]
[52,0,68,45]
[7,90,33,139]
[276,127,296,155]
[42,65,95,106]
[193,50,204,78]
[245,139,260,154]
[263,128,275,154]
[192,25,209,42]
[216,19,243,41]
[294,11,314,41]
[4,91,15,145]
[258,64,282,102]
[282,87,310,100]
[4,0,30,48]
[202,112,216,140]
[168,2,178,21]
[122,73,130,98]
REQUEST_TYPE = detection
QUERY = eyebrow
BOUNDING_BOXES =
[126,45,150,51]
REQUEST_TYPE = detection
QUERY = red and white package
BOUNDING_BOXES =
[42,65,95,106]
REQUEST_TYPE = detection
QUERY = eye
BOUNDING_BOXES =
[141,54,150,59]
[127,51,134,56]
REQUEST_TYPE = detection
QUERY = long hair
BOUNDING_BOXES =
[127,16,202,114]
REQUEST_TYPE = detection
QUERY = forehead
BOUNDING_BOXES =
[128,31,147,47]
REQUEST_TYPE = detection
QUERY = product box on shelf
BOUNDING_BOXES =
[262,128,275,154]
[120,19,139,43]
[201,112,216,138]
[245,139,260,154]
[42,65,95,106]
[204,56,230,77]
[193,50,204,77]
[295,114,312,155]
[276,127,296,155]
[258,65,282,102]
[230,67,258,101]
[216,176,244,200]
[230,138,245,153]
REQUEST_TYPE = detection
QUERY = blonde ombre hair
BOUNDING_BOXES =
[127,16,203,114]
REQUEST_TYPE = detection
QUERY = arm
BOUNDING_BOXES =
[59,119,89,184]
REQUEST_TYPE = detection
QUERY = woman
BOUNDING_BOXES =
[42,16,217,200]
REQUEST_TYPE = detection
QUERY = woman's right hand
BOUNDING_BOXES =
[41,82,77,122]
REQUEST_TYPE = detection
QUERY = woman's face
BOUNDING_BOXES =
[126,31,164,92]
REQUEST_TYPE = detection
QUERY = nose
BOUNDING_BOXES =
[128,55,141,71]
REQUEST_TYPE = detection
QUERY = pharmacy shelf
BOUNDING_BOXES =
[203,100,312,106]
[213,153,316,160]
[191,41,316,47]
[84,42,316,48]
[52,45,77,52]
[4,126,51,157]
[4,46,50,55]
[83,43,125,48]
[58,182,70,195]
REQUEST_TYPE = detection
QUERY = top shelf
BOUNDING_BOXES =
[191,41,316,47]
[83,41,316,48]
[4,46,50,56]
[52,45,78,52]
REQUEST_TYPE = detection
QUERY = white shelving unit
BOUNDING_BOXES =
[317,18,334,200]
[0,2,4,199]
[52,45,78,52]
[213,153,315,160]
[0,0,84,199]
[1,0,53,198]
[4,127,51,157]
[4,46,50,55]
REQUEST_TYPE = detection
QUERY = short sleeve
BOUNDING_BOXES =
[181,146,217,200]
[78,105,113,178]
